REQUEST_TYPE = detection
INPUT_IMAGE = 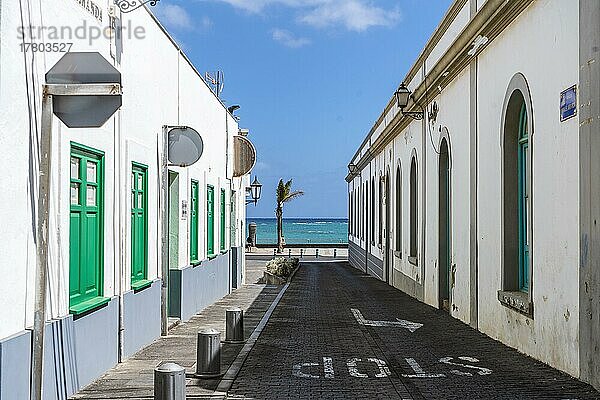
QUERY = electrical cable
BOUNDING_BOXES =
[422,60,442,156]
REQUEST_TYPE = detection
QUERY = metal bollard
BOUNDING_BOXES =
[273,249,276,258]
[300,249,304,258]
[195,329,222,378]
[334,249,337,258]
[288,248,292,258]
[154,362,186,400]
[316,249,319,258]
[224,308,246,344]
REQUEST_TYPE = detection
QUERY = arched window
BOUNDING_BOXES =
[371,178,376,244]
[349,190,354,236]
[352,189,358,237]
[365,183,369,242]
[349,190,352,237]
[396,164,402,255]
[502,74,532,295]
[360,184,363,240]
[379,176,383,245]
[410,156,418,259]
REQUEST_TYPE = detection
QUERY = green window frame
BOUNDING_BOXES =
[131,163,150,290]
[69,143,109,315]
[207,185,215,256]
[190,180,200,263]
[220,189,226,252]
[230,191,237,247]
[518,103,530,292]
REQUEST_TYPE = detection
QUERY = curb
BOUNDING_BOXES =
[211,265,300,399]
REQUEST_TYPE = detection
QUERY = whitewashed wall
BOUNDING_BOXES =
[422,68,472,322]
[476,0,580,375]
[347,0,582,379]
[0,0,248,342]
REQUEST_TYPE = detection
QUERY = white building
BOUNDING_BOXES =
[347,0,599,391]
[0,1,253,398]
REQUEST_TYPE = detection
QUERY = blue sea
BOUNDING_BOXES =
[246,218,348,245]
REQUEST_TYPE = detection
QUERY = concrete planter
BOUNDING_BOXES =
[260,264,300,285]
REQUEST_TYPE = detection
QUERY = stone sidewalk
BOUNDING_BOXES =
[226,262,600,400]
[72,260,283,400]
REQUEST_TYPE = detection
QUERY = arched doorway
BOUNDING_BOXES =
[438,138,450,312]
[384,171,391,284]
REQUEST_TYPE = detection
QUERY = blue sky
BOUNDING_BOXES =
[153,0,452,218]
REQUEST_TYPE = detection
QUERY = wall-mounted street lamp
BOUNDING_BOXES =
[246,176,262,205]
[395,83,425,121]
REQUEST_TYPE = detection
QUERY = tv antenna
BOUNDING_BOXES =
[205,71,224,98]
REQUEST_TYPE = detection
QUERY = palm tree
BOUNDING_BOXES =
[276,179,304,253]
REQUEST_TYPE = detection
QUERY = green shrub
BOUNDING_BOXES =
[266,257,299,278]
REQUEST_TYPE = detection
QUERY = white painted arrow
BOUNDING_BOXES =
[351,308,423,332]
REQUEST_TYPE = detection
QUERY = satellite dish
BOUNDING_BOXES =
[168,127,204,167]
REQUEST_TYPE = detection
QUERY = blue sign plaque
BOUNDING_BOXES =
[560,85,577,122]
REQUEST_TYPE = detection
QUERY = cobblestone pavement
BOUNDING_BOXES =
[227,262,600,400]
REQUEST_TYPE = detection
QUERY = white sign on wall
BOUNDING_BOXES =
[181,200,188,220]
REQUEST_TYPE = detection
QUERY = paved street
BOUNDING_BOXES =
[227,262,600,400]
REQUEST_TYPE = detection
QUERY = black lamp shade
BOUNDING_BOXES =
[395,83,411,109]
[250,177,262,201]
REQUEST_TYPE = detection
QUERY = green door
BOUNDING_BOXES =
[518,103,530,292]
[131,164,148,289]
[70,144,106,314]
[230,191,237,246]
[190,180,199,262]
[207,185,215,256]
[220,189,226,251]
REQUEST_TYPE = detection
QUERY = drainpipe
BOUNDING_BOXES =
[115,111,125,362]
[31,87,54,400]
[160,127,170,336]
[110,29,125,360]
[225,109,232,293]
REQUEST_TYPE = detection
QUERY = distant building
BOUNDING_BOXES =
[0,1,253,398]
[347,0,599,391]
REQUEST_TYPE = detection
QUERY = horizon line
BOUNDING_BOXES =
[246,216,348,220]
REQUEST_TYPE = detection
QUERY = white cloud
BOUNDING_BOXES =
[272,28,311,48]
[299,1,400,32]
[154,4,201,31]
[207,0,400,31]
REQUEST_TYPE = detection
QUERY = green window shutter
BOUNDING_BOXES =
[190,180,199,263]
[207,186,215,256]
[69,143,105,314]
[518,103,530,292]
[131,163,149,289]
[220,189,226,251]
